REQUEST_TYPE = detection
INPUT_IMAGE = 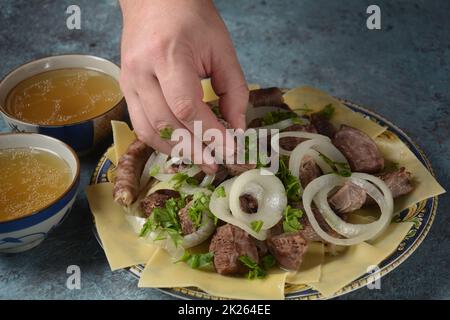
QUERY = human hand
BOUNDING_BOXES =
[119,0,249,174]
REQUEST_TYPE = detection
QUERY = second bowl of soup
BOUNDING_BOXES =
[0,55,127,155]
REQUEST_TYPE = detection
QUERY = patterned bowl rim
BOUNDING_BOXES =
[89,98,439,300]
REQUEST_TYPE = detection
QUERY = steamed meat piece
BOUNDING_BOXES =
[299,155,322,188]
[247,118,263,128]
[279,124,318,151]
[310,113,336,138]
[209,224,259,275]
[378,167,413,198]
[225,163,257,176]
[140,189,180,218]
[177,201,197,235]
[328,182,367,213]
[329,167,413,213]
[332,125,384,173]
[239,193,258,213]
[269,203,343,243]
[249,87,285,107]
[254,240,268,258]
[267,232,308,270]
[211,165,230,186]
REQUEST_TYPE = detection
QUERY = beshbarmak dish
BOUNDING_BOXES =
[86,83,445,299]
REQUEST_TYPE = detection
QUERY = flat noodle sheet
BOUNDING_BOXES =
[111,120,136,164]
[138,248,288,300]
[86,183,157,270]
[283,86,387,138]
[286,242,324,284]
[306,222,413,297]
[201,78,260,103]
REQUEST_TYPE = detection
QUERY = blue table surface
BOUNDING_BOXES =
[0,0,449,300]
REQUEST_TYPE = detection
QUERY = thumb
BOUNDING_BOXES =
[210,44,249,130]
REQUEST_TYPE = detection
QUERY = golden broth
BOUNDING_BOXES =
[0,147,72,222]
[5,68,122,125]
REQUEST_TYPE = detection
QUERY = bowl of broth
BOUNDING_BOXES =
[0,54,126,155]
[0,133,80,253]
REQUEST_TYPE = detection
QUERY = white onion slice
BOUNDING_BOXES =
[228,169,287,229]
[200,174,215,187]
[302,173,393,246]
[209,179,268,240]
[182,212,215,248]
[271,132,330,156]
[288,138,349,192]
[139,151,157,190]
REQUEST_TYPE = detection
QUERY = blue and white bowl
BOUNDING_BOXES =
[0,54,127,155]
[0,133,80,253]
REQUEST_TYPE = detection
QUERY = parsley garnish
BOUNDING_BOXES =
[159,127,174,140]
[261,255,276,270]
[282,205,304,233]
[318,153,351,177]
[261,111,301,126]
[215,186,226,198]
[139,196,186,247]
[239,255,266,280]
[179,251,214,269]
[170,172,199,190]
[250,220,264,233]
[187,192,211,228]
[276,157,301,201]
[318,104,335,120]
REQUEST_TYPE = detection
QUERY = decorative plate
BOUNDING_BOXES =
[90,99,439,300]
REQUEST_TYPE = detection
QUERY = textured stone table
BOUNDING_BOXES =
[0,0,448,300]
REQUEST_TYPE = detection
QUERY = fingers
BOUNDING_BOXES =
[210,43,249,130]
[156,58,229,140]
[136,75,218,174]
[122,88,173,155]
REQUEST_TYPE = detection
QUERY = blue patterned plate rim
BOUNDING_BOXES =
[90,99,439,300]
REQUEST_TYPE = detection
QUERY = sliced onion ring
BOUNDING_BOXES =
[228,169,287,229]
[271,131,330,156]
[288,138,349,192]
[209,178,268,240]
[302,173,394,246]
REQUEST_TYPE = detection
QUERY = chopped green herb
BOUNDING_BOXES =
[239,255,266,280]
[250,220,264,233]
[215,186,226,198]
[261,110,301,126]
[159,126,174,140]
[179,251,214,269]
[211,105,222,117]
[149,165,160,177]
[261,254,276,270]
[282,205,304,233]
[318,104,335,120]
[318,153,351,177]
[187,192,211,228]
[276,157,301,201]
[139,196,187,247]
[170,172,199,189]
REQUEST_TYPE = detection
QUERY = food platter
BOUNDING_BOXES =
[90,98,439,300]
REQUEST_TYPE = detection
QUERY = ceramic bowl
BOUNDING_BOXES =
[0,133,80,253]
[0,54,127,155]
